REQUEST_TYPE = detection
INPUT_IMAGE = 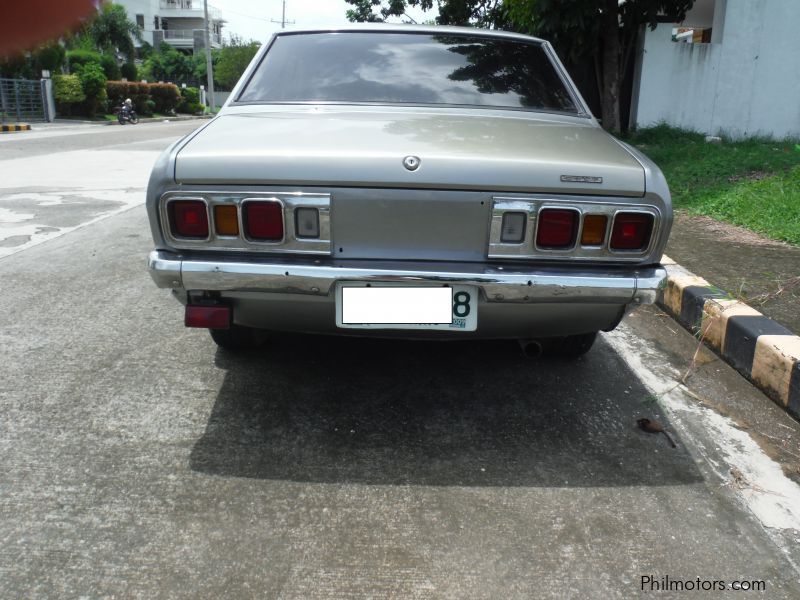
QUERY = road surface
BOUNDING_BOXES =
[1,121,799,598]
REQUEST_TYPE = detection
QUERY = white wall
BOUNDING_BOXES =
[115,0,161,47]
[634,0,800,139]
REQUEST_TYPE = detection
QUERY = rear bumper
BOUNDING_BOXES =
[148,250,666,305]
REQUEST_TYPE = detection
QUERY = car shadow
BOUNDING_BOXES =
[189,334,702,487]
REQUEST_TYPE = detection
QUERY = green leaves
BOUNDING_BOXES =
[215,39,261,90]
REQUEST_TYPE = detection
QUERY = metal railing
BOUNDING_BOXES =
[0,78,47,123]
[163,29,195,39]
[160,0,223,22]
[160,0,195,9]
[163,29,221,44]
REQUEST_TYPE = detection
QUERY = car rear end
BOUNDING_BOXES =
[146,26,670,346]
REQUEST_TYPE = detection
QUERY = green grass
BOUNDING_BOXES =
[625,125,800,245]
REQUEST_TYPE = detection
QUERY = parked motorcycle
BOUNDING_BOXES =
[117,105,139,125]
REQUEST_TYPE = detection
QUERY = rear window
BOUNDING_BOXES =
[237,32,579,113]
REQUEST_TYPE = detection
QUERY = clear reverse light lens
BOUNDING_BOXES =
[501,212,526,243]
[295,207,320,238]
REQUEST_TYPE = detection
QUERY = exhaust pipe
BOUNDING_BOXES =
[518,339,543,359]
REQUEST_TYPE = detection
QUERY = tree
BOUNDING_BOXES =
[503,0,695,133]
[346,0,695,133]
[214,36,260,90]
[143,42,193,82]
[85,2,141,61]
[345,0,507,28]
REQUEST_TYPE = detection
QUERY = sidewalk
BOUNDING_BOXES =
[666,212,800,335]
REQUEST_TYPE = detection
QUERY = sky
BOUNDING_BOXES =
[209,0,439,44]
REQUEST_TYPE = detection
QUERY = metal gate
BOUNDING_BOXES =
[0,78,48,123]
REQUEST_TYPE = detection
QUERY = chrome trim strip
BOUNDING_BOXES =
[148,250,665,305]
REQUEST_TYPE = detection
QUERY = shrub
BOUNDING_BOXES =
[34,43,66,73]
[66,49,102,73]
[149,83,180,114]
[53,74,85,116]
[99,54,121,80]
[77,63,108,117]
[177,86,202,114]
[120,62,137,81]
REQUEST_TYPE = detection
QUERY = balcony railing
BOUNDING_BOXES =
[163,29,221,44]
[161,0,196,9]
[160,0,224,21]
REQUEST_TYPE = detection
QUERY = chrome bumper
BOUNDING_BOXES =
[148,250,666,305]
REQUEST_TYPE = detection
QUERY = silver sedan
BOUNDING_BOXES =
[147,25,670,357]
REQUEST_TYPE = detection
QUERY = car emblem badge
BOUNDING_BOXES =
[561,175,603,184]
[403,156,421,171]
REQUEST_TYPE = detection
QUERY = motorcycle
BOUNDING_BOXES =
[117,105,139,125]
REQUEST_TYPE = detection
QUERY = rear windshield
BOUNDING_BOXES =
[237,32,579,113]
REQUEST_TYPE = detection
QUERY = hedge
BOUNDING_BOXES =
[106,81,181,115]
[149,83,180,114]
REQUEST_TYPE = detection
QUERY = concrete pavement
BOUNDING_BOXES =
[0,120,201,258]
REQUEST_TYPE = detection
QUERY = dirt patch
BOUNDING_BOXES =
[675,212,795,248]
[727,170,770,183]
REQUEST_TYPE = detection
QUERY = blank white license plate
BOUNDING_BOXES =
[336,283,478,331]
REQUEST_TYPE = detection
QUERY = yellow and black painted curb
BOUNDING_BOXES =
[658,255,799,418]
[1,123,31,133]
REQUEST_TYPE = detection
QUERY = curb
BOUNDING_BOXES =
[657,255,800,418]
[1,123,31,133]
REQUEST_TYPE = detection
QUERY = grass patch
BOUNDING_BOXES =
[625,125,800,244]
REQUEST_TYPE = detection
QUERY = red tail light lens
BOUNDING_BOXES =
[243,201,284,241]
[536,209,578,248]
[610,213,653,250]
[169,200,208,238]
[185,305,230,329]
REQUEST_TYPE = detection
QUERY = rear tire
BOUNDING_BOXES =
[129,113,139,124]
[546,332,598,358]
[209,324,265,352]
[118,113,125,124]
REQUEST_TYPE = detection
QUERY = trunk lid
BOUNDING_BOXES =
[175,108,645,196]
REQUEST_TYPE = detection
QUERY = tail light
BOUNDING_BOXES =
[611,213,653,250]
[214,205,239,236]
[536,209,578,248]
[169,200,208,239]
[185,305,230,329]
[243,200,283,241]
[580,215,607,246]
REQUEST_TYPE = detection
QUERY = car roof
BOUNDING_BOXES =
[271,23,546,44]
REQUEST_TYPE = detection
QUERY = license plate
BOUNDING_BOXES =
[335,283,478,331]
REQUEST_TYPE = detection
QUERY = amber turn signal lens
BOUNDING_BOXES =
[581,215,607,246]
[214,205,239,236]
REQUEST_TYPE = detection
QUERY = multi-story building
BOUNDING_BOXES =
[114,0,225,54]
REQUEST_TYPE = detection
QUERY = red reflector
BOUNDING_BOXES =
[185,305,230,329]
[536,209,578,248]
[170,200,209,238]
[244,201,284,241]
[610,213,653,250]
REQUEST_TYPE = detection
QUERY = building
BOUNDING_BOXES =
[114,0,225,54]
[631,0,800,139]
